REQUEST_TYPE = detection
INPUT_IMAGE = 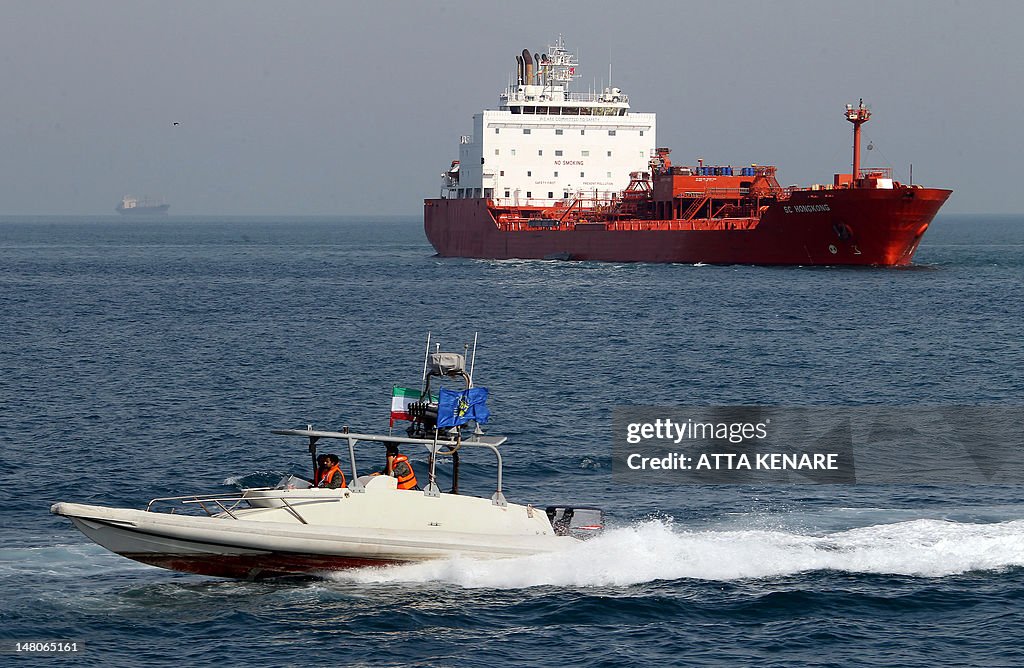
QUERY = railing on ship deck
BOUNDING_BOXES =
[497,217,763,232]
[857,167,894,179]
[490,188,788,212]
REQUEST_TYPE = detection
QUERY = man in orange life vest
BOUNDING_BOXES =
[381,443,418,490]
[316,453,347,489]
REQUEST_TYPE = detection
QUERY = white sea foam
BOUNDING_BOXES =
[0,543,149,578]
[331,518,1024,589]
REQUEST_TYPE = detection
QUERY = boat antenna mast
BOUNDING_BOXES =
[845,99,872,186]
[420,331,432,395]
[468,332,479,384]
[407,335,475,441]
[406,334,481,494]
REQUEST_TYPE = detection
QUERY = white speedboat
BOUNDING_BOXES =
[51,338,602,580]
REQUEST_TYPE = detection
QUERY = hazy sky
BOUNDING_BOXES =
[1,0,1019,215]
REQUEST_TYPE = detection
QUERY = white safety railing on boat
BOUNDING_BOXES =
[146,490,345,524]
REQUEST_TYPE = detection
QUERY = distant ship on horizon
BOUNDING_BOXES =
[116,195,169,215]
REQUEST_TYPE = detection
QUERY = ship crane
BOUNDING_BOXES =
[845,99,872,185]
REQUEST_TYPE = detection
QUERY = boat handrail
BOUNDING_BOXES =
[146,491,267,513]
[272,427,510,507]
[145,490,352,519]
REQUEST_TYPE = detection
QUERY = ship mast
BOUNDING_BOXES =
[845,99,872,185]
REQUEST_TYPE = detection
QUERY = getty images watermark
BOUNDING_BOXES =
[612,407,1024,484]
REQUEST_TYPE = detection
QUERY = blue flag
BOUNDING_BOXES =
[437,387,490,428]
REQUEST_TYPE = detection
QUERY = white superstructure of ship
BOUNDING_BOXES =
[444,35,656,208]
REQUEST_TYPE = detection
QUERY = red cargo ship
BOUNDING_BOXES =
[424,38,951,266]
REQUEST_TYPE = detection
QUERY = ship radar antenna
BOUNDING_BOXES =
[845,99,872,185]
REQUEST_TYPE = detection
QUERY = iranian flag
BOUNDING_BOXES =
[390,386,421,425]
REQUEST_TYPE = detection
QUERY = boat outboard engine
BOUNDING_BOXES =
[545,506,604,540]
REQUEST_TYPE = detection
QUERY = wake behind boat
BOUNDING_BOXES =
[51,336,601,580]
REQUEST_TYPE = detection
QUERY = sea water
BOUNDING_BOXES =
[1,214,1022,666]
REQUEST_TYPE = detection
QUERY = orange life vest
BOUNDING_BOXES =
[391,453,418,490]
[318,464,346,488]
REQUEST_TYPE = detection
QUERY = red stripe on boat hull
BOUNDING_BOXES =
[123,552,406,580]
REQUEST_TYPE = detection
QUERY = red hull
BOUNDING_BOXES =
[125,551,404,580]
[424,187,951,266]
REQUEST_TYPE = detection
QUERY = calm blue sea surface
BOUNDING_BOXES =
[1,214,1022,666]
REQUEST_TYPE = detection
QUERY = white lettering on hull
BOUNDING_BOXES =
[783,204,832,214]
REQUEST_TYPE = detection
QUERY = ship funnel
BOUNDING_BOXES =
[516,55,524,85]
[522,49,533,85]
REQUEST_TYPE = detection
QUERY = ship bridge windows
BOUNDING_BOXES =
[501,105,627,117]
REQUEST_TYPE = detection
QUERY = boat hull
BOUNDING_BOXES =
[424,187,951,266]
[52,490,572,579]
[65,513,400,579]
